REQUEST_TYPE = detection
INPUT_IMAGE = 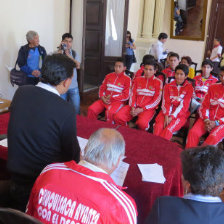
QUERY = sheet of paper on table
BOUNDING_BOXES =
[137,163,166,184]
[110,159,129,187]
[77,136,88,156]
[0,138,8,147]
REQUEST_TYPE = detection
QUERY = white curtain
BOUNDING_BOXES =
[105,0,125,57]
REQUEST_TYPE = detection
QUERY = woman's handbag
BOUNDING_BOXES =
[10,61,27,86]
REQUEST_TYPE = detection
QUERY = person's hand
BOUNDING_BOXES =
[164,115,172,128]
[102,95,111,105]
[204,119,210,131]
[205,120,216,132]
[130,107,136,117]
[207,50,211,57]
[74,60,80,69]
[134,108,144,116]
[32,70,40,77]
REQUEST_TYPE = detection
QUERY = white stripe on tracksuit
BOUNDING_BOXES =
[41,164,137,224]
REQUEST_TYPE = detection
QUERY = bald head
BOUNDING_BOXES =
[83,128,125,172]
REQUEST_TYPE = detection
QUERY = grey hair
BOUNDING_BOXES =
[26,30,38,43]
[83,128,125,170]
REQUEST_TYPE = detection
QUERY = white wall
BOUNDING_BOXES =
[0,0,70,100]
[71,0,83,59]
[127,0,212,71]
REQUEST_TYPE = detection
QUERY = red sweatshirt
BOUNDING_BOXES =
[99,72,131,103]
[129,76,162,110]
[161,80,193,119]
[199,83,224,124]
[26,161,137,224]
[194,74,218,100]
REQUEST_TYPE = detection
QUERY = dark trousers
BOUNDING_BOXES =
[9,175,36,212]
[125,55,134,70]
[212,62,220,74]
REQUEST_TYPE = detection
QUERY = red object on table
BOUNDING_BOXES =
[0,112,10,135]
[76,115,183,223]
[0,113,183,223]
[0,112,10,179]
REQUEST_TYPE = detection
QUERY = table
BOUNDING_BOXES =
[0,98,11,114]
[0,114,183,223]
[76,116,183,223]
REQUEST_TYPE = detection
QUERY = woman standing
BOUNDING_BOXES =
[125,31,136,70]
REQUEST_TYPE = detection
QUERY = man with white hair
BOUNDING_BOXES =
[17,30,46,85]
[26,128,137,224]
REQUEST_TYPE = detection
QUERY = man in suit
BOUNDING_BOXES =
[145,145,224,224]
[7,54,80,212]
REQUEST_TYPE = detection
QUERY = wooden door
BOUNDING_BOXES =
[81,0,129,92]
[205,0,224,58]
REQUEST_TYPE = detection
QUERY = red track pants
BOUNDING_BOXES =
[154,111,187,140]
[186,118,224,148]
[114,105,155,131]
[87,99,123,123]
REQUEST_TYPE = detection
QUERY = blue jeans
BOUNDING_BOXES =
[61,87,80,115]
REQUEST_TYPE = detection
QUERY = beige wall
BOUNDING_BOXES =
[0,0,70,100]
[128,0,212,70]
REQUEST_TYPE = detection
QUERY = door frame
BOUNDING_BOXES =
[204,0,224,59]
[69,0,129,94]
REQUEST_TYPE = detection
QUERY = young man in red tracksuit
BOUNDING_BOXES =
[154,64,193,140]
[162,52,179,84]
[186,67,224,148]
[114,62,163,131]
[88,59,131,123]
[132,54,155,83]
[194,59,218,102]
[26,128,137,224]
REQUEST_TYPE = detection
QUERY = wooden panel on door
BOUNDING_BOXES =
[205,0,224,58]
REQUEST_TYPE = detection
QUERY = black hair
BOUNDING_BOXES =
[141,54,155,66]
[40,54,76,86]
[174,2,178,7]
[154,62,163,72]
[62,33,73,41]
[220,66,224,72]
[115,58,126,67]
[181,56,192,65]
[175,64,189,76]
[158,32,168,40]
[169,52,179,60]
[127,31,133,43]
[144,61,156,70]
[215,37,221,44]
[181,146,224,196]
[201,59,214,68]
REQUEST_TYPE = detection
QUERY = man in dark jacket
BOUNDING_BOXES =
[145,145,224,224]
[17,30,46,85]
[7,54,80,212]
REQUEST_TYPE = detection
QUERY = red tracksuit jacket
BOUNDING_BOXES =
[129,76,163,110]
[161,80,193,119]
[194,74,218,99]
[99,72,131,103]
[26,161,137,224]
[199,83,224,123]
